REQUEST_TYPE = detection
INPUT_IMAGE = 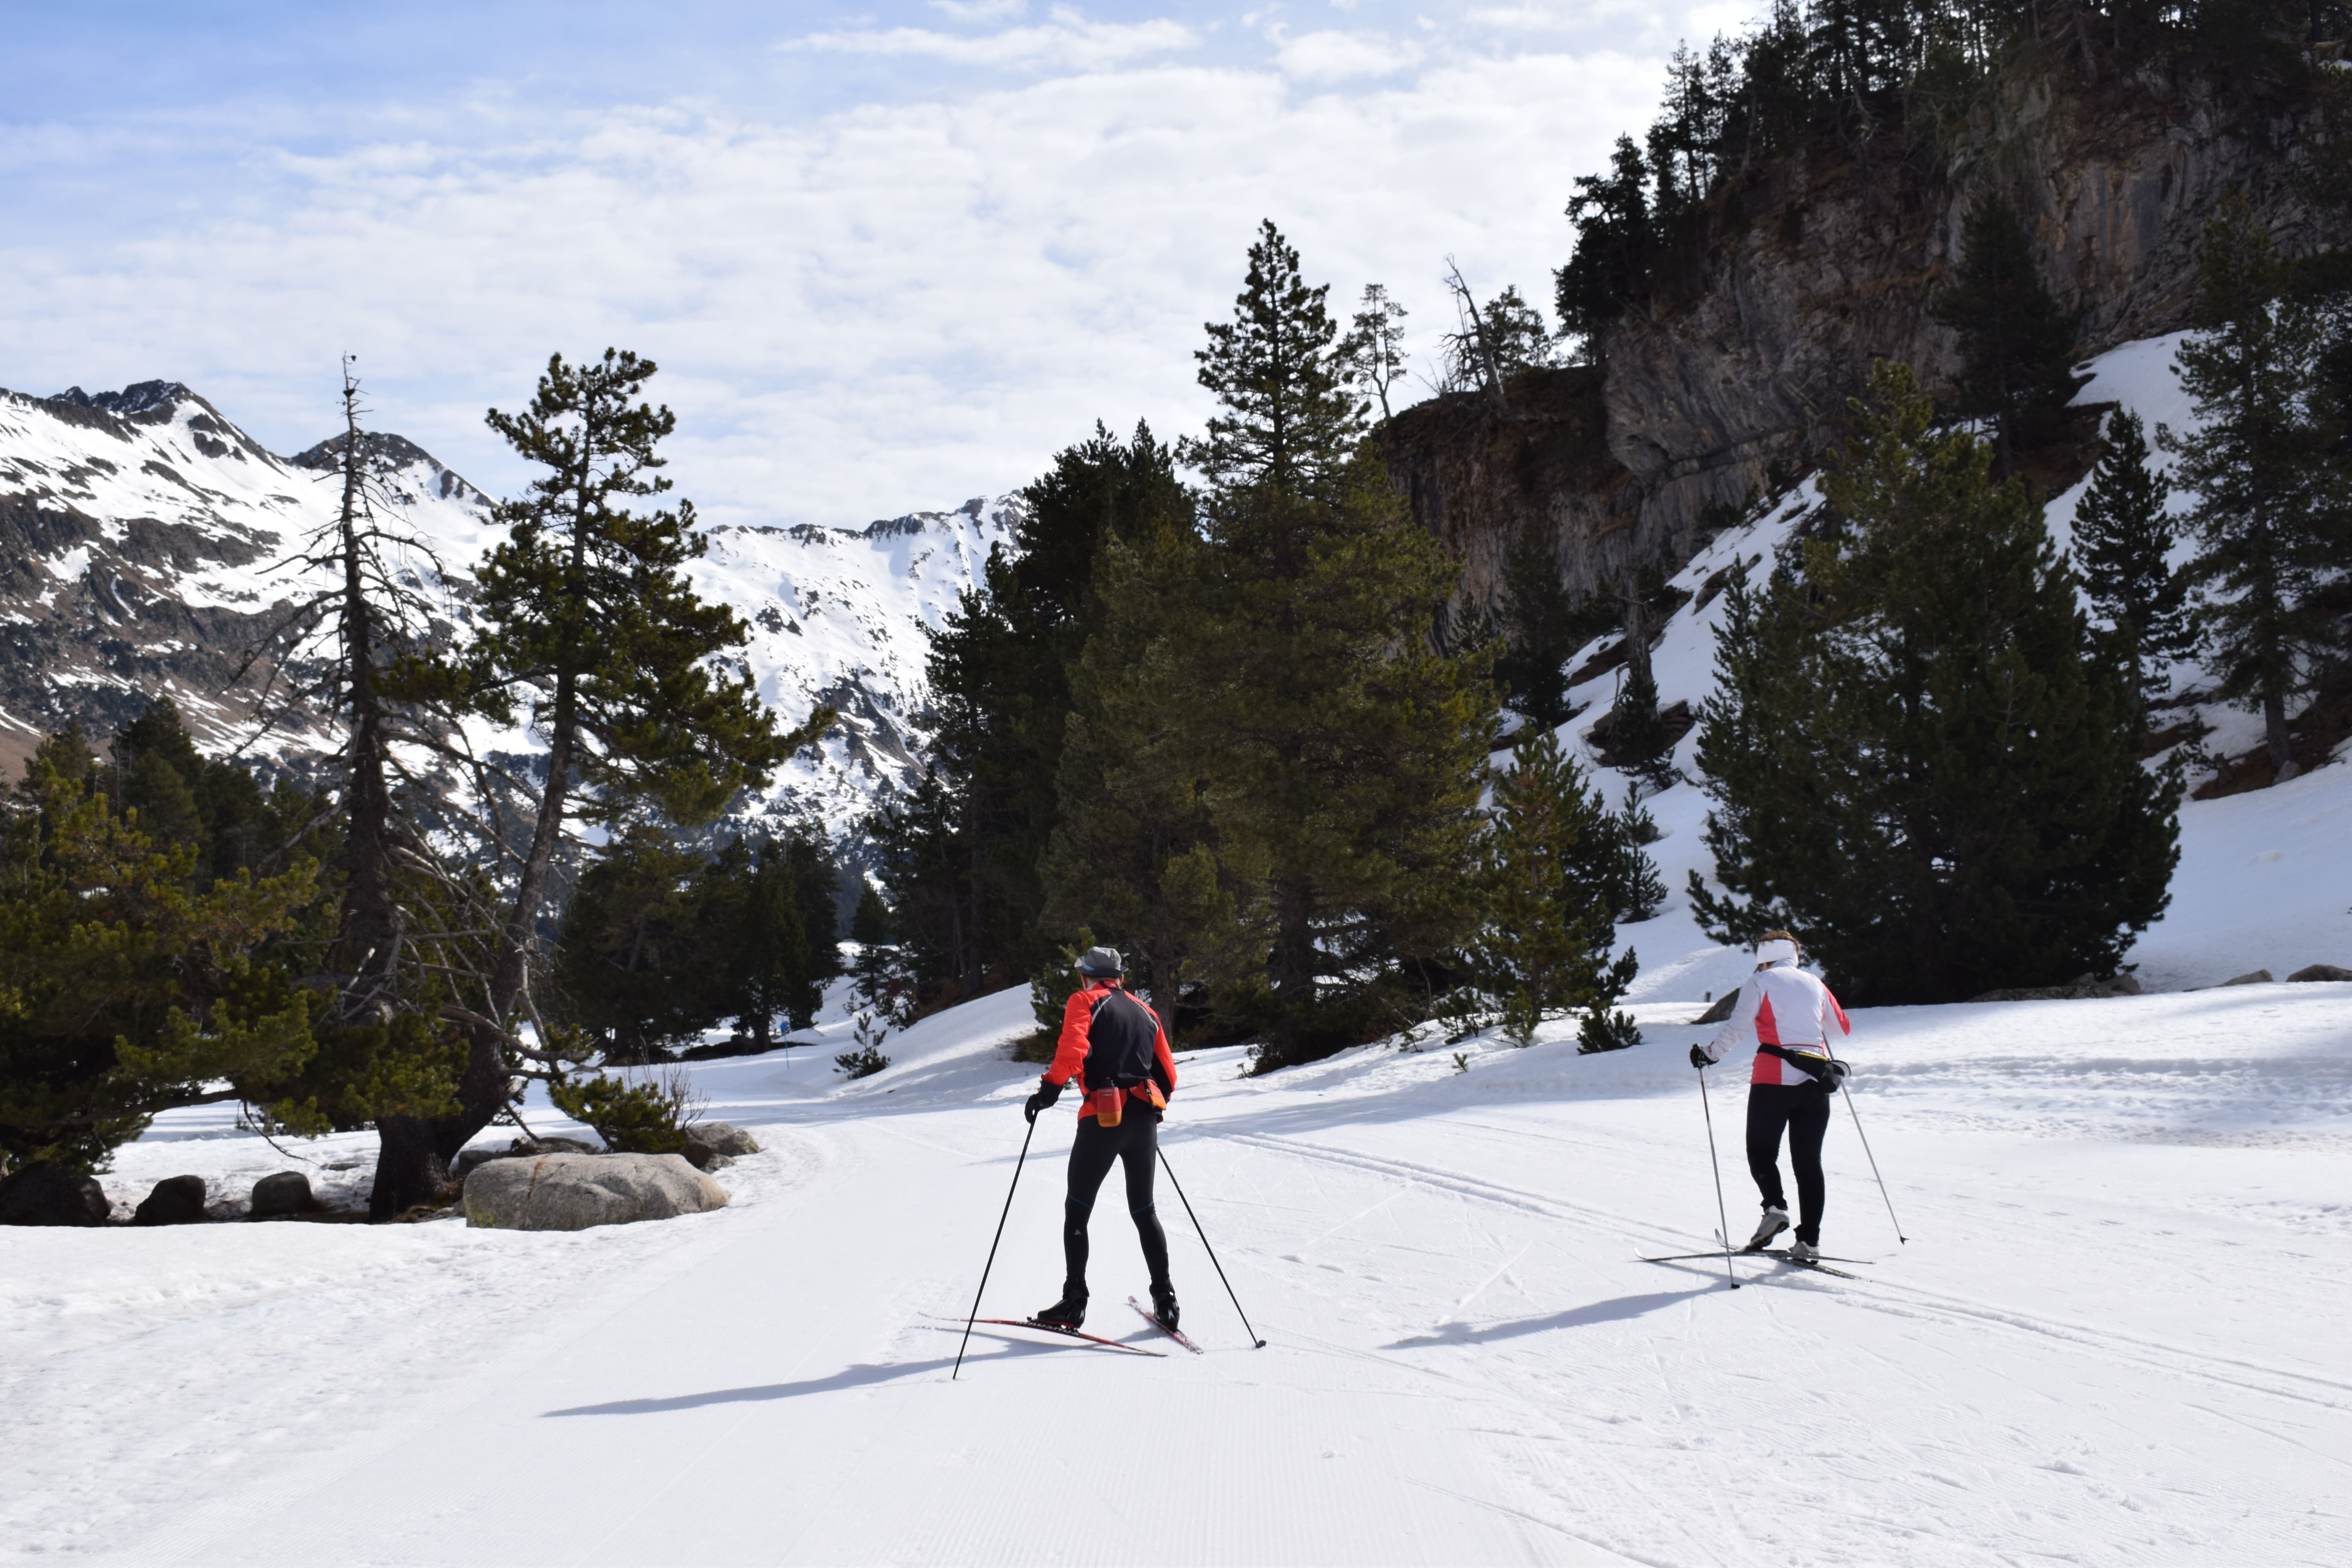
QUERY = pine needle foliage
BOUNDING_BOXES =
[1473,726,1641,1049]
[2073,410,2191,725]
[1688,363,2178,1004]
[1167,222,1497,1065]
[2160,192,2352,777]
[1931,197,2085,474]
[372,349,831,1214]
[0,737,322,1170]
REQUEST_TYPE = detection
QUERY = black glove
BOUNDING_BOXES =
[1023,1078,1063,1124]
[1689,1044,1713,1069]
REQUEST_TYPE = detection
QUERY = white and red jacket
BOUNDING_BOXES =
[1700,958,1851,1084]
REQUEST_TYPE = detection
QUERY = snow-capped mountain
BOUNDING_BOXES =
[0,379,1020,835]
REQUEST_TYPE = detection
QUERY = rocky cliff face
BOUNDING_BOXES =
[1392,62,2334,622]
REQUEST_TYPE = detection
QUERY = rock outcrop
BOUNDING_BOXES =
[1390,64,2335,627]
[462,1152,728,1232]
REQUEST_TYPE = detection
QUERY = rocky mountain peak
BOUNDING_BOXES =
[46,380,195,417]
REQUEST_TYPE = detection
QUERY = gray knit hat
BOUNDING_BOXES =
[1076,946,1123,977]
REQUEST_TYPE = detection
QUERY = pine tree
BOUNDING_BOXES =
[1611,654,1678,791]
[239,361,472,1175]
[1492,524,1588,730]
[1041,517,1257,1024]
[848,882,911,1018]
[0,737,320,1171]
[1473,726,1641,1048]
[1339,285,1410,421]
[1185,221,1365,503]
[1555,136,1657,356]
[1688,362,2178,1004]
[551,827,712,1062]
[2161,192,2352,780]
[2073,410,2191,725]
[1932,198,2085,475]
[1169,223,1497,1063]
[372,349,833,1213]
[882,423,1191,989]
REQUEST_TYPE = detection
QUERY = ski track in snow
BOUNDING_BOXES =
[7,980,2350,1566]
[8,339,2352,1563]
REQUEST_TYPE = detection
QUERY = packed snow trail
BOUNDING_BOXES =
[7,982,2349,1565]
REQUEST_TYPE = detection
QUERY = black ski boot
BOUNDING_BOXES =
[1149,1282,1180,1331]
[1033,1288,1087,1329]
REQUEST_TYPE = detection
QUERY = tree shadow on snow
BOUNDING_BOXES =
[1383,1287,1708,1349]
[539,1333,1096,1417]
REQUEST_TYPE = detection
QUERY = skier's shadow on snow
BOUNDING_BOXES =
[1385,1288,1705,1349]
[541,1341,1077,1417]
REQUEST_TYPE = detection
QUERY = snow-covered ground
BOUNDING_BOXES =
[8,336,2350,1564]
[7,977,2349,1565]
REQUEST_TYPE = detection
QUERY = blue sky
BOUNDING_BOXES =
[5,2,1752,524]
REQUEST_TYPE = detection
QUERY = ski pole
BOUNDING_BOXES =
[1697,1064,1740,1290]
[953,1114,1038,1380]
[1158,1146,1268,1347]
[1839,1082,1907,1244]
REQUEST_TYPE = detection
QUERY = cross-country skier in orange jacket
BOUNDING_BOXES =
[1021,946,1179,1330]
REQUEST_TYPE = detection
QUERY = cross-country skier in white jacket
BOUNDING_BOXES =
[1691,930,1850,1262]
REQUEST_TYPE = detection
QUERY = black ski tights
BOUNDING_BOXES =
[1746,1082,1831,1245]
[1062,1109,1171,1297]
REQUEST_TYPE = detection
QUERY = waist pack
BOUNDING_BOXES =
[1087,1078,1167,1127]
[1759,1042,1850,1091]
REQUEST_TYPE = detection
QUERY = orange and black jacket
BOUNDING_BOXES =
[1044,980,1178,1119]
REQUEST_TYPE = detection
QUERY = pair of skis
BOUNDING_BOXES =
[1640,1246,1867,1281]
[948,1298,1202,1357]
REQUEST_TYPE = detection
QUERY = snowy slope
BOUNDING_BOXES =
[6,980,2348,1564]
[8,334,2350,1563]
[0,379,1021,833]
[1570,333,2352,997]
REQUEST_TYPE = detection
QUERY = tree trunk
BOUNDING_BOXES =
[368,1114,445,1220]
[2265,688,2293,778]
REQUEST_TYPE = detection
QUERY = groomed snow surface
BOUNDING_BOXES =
[7,974,2349,1566]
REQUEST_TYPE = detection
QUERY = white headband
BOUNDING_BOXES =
[1755,938,1798,964]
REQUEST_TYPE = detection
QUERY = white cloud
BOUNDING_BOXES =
[1,28,1679,530]
[794,14,1197,71]
[930,0,1029,19]
[1275,30,1423,81]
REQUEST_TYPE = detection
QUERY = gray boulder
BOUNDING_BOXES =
[463,1152,727,1232]
[682,1122,760,1170]
[132,1175,208,1226]
[0,1163,111,1226]
[452,1136,600,1182]
[1692,993,1739,1025]
[249,1171,322,1217]
[2287,963,2352,983]
[2220,970,2274,987]
[1969,973,2145,1003]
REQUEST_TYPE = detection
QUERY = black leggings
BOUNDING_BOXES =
[1746,1082,1831,1245]
[1063,1110,1171,1296]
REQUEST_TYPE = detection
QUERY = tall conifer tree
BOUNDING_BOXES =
[1473,726,1642,1049]
[371,350,831,1212]
[1168,222,1497,1063]
[1690,363,2176,1004]
[2161,193,2352,780]
[1932,198,2085,475]
[2073,410,2191,726]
